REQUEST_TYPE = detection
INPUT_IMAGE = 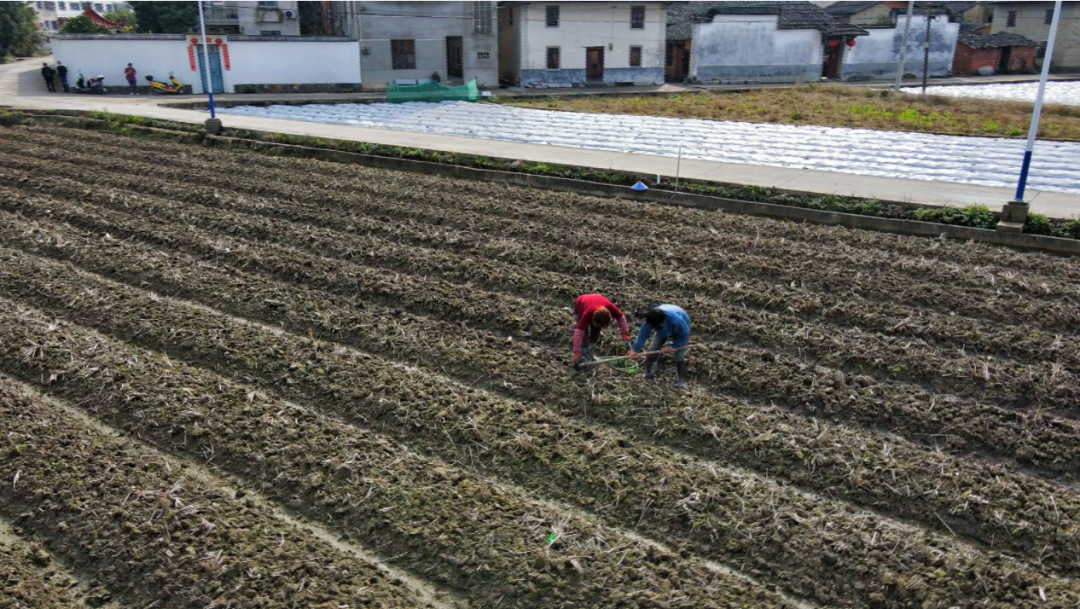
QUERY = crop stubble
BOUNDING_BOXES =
[1,124,1079,607]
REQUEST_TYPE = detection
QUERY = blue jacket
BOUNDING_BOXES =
[633,304,690,352]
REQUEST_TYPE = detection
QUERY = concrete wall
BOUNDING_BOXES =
[847,3,894,25]
[51,34,359,94]
[840,15,958,80]
[519,2,665,87]
[690,15,823,84]
[991,2,1080,70]
[355,1,498,89]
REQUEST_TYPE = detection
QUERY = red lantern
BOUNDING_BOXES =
[190,38,198,44]
[846,39,857,47]
[828,40,840,48]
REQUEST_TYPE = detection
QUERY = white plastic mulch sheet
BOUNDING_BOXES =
[222,101,1080,194]
[903,81,1080,106]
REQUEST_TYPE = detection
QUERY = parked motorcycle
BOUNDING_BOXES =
[74,71,107,95]
[145,72,186,94]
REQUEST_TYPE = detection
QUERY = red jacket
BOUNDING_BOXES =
[572,294,630,357]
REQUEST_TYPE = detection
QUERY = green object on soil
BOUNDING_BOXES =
[546,533,557,544]
[607,358,639,375]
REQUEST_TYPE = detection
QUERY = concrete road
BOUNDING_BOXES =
[2,57,1078,219]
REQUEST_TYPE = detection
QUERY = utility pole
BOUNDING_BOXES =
[920,8,935,94]
[998,0,1063,233]
[894,0,915,90]
[196,0,221,134]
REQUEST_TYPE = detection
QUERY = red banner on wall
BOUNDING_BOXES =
[220,43,230,70]
[187,45,196,71]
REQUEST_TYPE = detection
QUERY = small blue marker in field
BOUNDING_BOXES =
[630,181,649,191]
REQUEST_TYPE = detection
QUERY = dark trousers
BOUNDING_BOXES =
[44,77,55,92]
[58,75,68,92]
[128,81,137,94]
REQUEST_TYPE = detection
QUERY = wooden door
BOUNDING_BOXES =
[823,44,842,79]
[586,47,604,82]
[446,36,464,78]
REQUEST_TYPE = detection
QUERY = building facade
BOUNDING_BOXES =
[202,1,301,37]
[499,2,666,87]
[951,27,1035,75]
[27,1,128,33]
[990,1,1080,71]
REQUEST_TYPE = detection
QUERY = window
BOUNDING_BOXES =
[546,5,559,27]
[1006,10,1017,27]
[58,1,65,9]
[260,30,281,35]
[45,1,55,9]
[1045,8,1054,24]
[630,5,645,29]
[546,46,560,69]
[629,45,642,67]
[473,1,493,33]
[93,3,102,11]
[257,1,278,5]
[36,1,43,9]
[391,39,416,70]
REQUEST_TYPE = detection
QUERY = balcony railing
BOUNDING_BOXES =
[202,5,239,24]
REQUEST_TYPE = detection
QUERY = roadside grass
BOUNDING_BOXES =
[501,84,1080,140]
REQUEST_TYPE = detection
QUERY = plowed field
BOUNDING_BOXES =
[1,123,1079,609]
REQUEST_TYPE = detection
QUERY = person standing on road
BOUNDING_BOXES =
[124,63,137,95]
[628,303,691,388]
[41,63,56,92]
[571,293,631,370]
[55,61,69,93]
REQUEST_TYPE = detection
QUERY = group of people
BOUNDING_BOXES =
[40,62,139,94]
[571,293,691,389]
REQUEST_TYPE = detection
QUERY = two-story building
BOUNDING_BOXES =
[990,1,1080,72]
[498,2,666,87]
[27,0,128,33]
[201,1,301,37]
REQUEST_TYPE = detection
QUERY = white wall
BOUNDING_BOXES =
[50,36,191,90]
[841,16,959,80]
[52,35,360,94]
[227,40,360,86]
[520,2,665,70]
[691,15,823,83]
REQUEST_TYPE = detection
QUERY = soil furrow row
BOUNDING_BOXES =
[8,243,1079,606]
[0,516,105,609]
[0,372,436,609]
[4,145,1078,383]
[13,124,1079,280]
[5,136,1079,330]
[5,210,1079,576]
[3,182,1079,482]
[0,298,811,609]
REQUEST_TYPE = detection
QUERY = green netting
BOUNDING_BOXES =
[386,79,481,103]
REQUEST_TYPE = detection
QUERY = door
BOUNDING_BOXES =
[586,47,604,82]
[998,47,1012,73]
[446,36,464,79]
[196,45,225,93]
[823,43,842,79]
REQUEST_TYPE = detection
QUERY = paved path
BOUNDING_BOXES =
[3,57,1078,219]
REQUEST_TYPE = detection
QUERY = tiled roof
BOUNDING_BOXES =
[958,29,1036,49]
[824,1,882,17]
[667,1,869,40]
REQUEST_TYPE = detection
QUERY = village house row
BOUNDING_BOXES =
[46,1,1080,95]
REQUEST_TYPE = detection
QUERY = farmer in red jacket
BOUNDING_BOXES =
[572,293,631,370]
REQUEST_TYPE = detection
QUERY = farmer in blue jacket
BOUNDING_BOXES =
[628,303,691,388]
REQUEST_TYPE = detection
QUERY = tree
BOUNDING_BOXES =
[0,2,45,58]
[128,1,197,34]
[60,15,109,34]
[104,8,138,32]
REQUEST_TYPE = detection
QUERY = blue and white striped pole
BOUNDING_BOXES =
[1013,0,1061,203]
[196,0,217,120]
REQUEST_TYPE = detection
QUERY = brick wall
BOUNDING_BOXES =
[1008,46,1036,72]
[952,44,999,74]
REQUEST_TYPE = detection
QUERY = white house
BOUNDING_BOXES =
[27,1,128,34]
[840,15,959,81]
[202,1,301,37]
[498,1,666,87]
[50,34,360,94]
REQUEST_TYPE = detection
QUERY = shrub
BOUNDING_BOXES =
[1060,218,1080,239]
[912,204,996,229]
[1024,213,1054,235]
